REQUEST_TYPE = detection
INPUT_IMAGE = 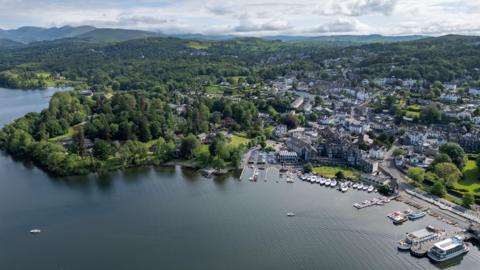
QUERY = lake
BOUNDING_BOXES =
[0,87,479,270]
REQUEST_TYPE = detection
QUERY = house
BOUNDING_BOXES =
[369,147,385,160]
[361,79,370,86]
[278,150,298,164]
[468,88,480,96]
[440,94,459,103]
[291,97,304,109]
[273,125,288,138]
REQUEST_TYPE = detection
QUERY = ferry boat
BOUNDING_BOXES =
[408,211,426,221]
[397,228,438,251]
[427,236,469,263]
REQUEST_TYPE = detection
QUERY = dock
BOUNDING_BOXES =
[410,231,471,257]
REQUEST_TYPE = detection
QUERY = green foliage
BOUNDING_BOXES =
[431,182,447,197]
[303,162,313,173]
[408,167,425,183]
[93,140,112,160]
[434,162,463,186]
[392,148,405,157]
[420,106,441,124]
[462,193,475,209]
[439,142,467,169]
[179,134,201,159]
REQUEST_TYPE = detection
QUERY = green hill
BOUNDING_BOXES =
[74,28,160,43]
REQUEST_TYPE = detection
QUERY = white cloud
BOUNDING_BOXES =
[0,0,479,36]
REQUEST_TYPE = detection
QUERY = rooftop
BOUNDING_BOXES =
[433,237,462,251]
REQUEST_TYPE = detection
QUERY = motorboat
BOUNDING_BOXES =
[30,229,41,234]
[427,236,469,262]
[408,211,426,221]
[367,186,374,193]
[330,180,337,187]
[287,212,295,217]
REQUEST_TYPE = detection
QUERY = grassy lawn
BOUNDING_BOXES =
[229,135,251,147]
[453,160,480,194]
[312,166,358,179]
[407,104,423,112]
[48,127,75,142]
[406,111,420,118]
[205,85,225,94]
[186,41,209,50]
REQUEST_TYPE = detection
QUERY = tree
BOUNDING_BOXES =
[93,139,112,160]
[434,162,463,186]
[392,148,405,157]
[462,193,475,209]
[335,171,345,180]
[281,114,298,130]
[431,153,452,168]
[407,167,425,183]
[420,106,441,124]
[179,134,200,159]
[71,127,86,157]
[439,142,466,169]
[303,162,313,173]
[431,182,446,197]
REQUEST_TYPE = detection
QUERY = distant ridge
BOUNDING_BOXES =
[73,28,160,43]
[0,26,95,43]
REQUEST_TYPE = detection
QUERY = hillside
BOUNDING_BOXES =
[0,39,25,49]
[0,26,95,43]
[73,28,160,43]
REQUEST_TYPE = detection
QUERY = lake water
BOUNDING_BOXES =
[0,87,479,270]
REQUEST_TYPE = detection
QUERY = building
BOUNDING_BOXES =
[278,150,298,164]
[273,125,288,138]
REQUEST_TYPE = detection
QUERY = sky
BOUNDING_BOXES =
[0,0,480,36]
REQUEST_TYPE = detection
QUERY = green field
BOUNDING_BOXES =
[186,41,209,50]
[229,135,250,147]
[453,160,480,194]
[312,166,358,179]
[48,127,75,142]
[406,111,420,118]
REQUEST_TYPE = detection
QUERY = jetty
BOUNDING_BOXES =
[410,231,472,257]
[353,197,391,209]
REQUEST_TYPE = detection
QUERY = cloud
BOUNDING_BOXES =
[306,18,368,33]
[234,16,290,32]
[0,0,479,36]
[318,0,398,16]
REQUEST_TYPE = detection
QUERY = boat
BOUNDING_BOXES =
[341,184,349,193]
[357,183,364,190]
[408,211,426,221]
[352,183,358,189]
[30,229,41,234]
[287,212,296,217]
[393,215,408,225]
[397,228,438,251]
[362,185,369,191]
[249,176,254,181]
[286,177,294,183]
[427,236,469,263]
[319,178,326,185]
[367,185,374,193]
[325,179,331,186]
[330,180,337,187]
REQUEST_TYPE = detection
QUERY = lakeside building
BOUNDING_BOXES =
[278,150,298,164]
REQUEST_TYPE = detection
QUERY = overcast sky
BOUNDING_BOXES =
[0,0,479,36]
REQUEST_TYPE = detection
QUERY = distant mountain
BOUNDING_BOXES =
[73,28,160,43]
[262,34,428,45]
[0,39,25,49]
[0,26,95,43]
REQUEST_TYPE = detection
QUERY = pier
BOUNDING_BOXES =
[409,231,473,257]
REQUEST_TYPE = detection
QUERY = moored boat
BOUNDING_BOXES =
[30,229,41,234]
[427,236,469,263]
[367,185,374,193]
[408,211,426,221]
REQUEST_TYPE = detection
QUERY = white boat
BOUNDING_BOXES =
[427,236,469,262]
[341,184,349,192]
[286,177,294,183]
[287,212,295,217]
[330,180,337,187]
[30,229,41,234]
[319,178,326,185]
[362,185,369,191]
[325,179,331,186]
[357,184,363,190]
[367,186,374,193]
[352,183,358,189]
